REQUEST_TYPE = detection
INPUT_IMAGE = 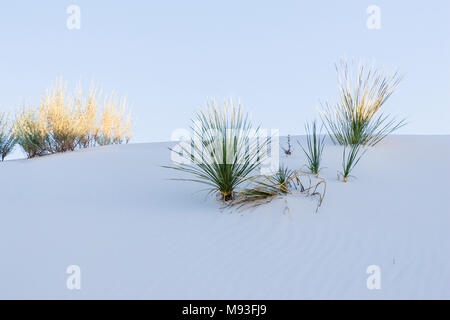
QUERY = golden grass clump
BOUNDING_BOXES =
[96,95,132,146]
[14,79,133,158]
[43,81,83,153]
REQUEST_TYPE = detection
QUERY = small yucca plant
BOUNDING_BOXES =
[338,144,366,182]
[298,120,325,175]
[165,99,267,201]
[321,60,405,147]
[0,113,16,161]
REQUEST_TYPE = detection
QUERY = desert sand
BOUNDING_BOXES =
[0,135,449,299]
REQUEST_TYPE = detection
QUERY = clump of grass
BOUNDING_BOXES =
[14,107,51,158]
[321,60,405,147]
[338,144,366,182]
[44,81,84,153]
[230,166,326,212]
[164,99,267,201]
[14,79,133,158]
[298,120,325,175]
[0,113,17,161]
[96,94,132,146]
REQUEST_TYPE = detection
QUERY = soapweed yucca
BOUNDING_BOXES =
[298,120,325,175]
[0,112,16,161]
[321,60,405,147]
[165,99,268,201]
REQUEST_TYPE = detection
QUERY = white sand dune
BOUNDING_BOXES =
[0,135,449,299]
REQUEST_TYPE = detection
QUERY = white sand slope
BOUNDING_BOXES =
[0,135,449,299]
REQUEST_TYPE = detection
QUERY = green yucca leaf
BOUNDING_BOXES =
[339,144,367,182]
[298,120,325,175]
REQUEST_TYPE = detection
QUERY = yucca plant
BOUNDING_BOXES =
[0,112,16,161]
[321,60,405,147]
[338,144,366,182]
[230,166,326,212]
[298,120,325,175]
[165,99,267,201]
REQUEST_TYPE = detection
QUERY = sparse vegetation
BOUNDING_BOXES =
[321,60,405,147]
[298,120,325,175]
[165,99,267,201]
[14,79,133,158]
[230,166,326,212]
[0,113,17,161]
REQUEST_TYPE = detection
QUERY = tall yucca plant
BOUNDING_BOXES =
[321,60,405,146]
[165,99,267,201]
[298,120,325,175]
[0,112,16,161]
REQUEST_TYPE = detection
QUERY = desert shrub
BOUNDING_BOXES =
[165,99,267,201]
[75,87,101,149]
[298,120,325,175]
[338,144,366,182]
[321,60,405,147]
[14,80,133,158]
[230,166,326,212]
[43,81,85,153]
[0,113,17,161]
[95,95,132,146]
[14,107,51,158]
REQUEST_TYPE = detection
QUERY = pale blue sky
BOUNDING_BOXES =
[0,0,449,143]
